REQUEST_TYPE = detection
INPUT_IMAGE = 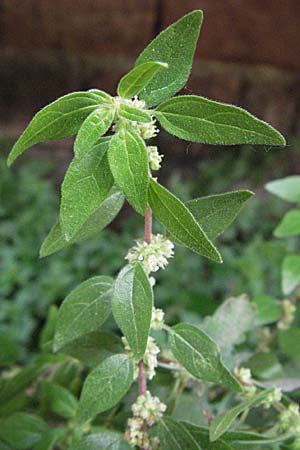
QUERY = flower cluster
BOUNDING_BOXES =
[263,388,282,409]
[135,118,159,140]
[122,336,160,380]
[125,234,174,275]
[233,367,257,397]
[147,146,164,171]
[126,391,166,448]
[151,307,165,330]
[279,404,300,437]
[278,299,296,330]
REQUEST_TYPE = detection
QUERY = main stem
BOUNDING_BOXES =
[138,206,152,449]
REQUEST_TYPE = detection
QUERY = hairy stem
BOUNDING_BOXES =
[138,206,152,449]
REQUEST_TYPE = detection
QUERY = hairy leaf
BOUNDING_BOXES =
[62,331,123,367]
[154,416,202,450]
[119,104,152,123]
[40,189,124,257]
[78,354,134,423]
[112,264,153,359]
[155,96,285,146]
[282,254,300,295]
[209,389,274,441]
[274,209,300,237]
[74,107,115,158]
[266,176,300,203]
[169,323,241,391]
[108,126,149,215]
[70,431,131,450]
[117,61,168,99]
[7,90,111,166]
[135,11,203,106]
[60,137,114,240]
[186,191,253,240]
[148,178,222,262]
[53,276,113,351]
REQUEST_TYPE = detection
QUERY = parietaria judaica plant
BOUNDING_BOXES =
[7,9,300,450]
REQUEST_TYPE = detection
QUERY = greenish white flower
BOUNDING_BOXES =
[122,335,160,380]
[151,307,165,330]
[279,404,300,437]
[263,388,282,408]
[278,299,296,330]
[147,146,164,171]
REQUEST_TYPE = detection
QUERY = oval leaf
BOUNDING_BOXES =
[53,276,113,351]
[266,176,300,203]
[108,127,149,215]
[209,389,275,442]
[0,413,48,450]
[169,323,241,391]
[60,137,114,240]
[112,263,153,359]
[274,209,300,237]
[70,431,131,450]
[41,382,78,419]
[282,254,300,295]
[74,106,115,158]
[40,189,124,257]
[78,354,134,423]
[117,61,168,99]
[7,91,110,166]
[119,104,152,123]
[148,178,222,263]
[186,190,253,240]
[155,96,285,146]
[135,11,203,107]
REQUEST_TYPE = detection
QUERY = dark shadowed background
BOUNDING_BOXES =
[1,1,300,363]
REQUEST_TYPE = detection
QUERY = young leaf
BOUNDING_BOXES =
[117,61,168,99]
[186,191,253,240]
[282,254,300,295]
[70,431,131,450]
[40,189,124,257]
[252,294,282,326]
[135,11,203,106]
[209,389,274,441]
[0,413,48,449]
[112,263,153,359]
[7,91,110,166]
[60,137,114,240]
[266,176,300,202]
[119,104,152,123]
[41,382,78,419]
[155,96,286,146]
[154,416,202,450]
[74,107,115,158]
[53,276,113,351]
[108,126,149,215]
[169,323,241,391]
[274,210,300,237]
[62,331,123,367]
[148,178,222,262]
[78,354,134,423]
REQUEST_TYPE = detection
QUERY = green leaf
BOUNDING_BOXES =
[41,382,78,418]
[62,331,123,367]
[0,413,48,450]
[39,306,58,352]
[252,294,282,326]
[148,178,222,262]
[266,176,300,202]
[186,191,253,240]
[209,389,274,442]
[274,209,300,237]
[108,126,149,215]
[202,295,254,358]
[179,422,233,449]
[117,61,168,99]
[169,323,241,391]
[78,354,134,423]
[53,276,113,351]
[74,107,115,158]
[7,91,110,166]
[279,327,300,360]
[282,254,300,295]
[60,137,114,240]
[0,365,42,405]
[155,96,286,146]
[135,11,203,107]
[40,189,124,257]
[112,263,153,359]
[33,429,66,450]
[154,416,202,450]
[70,431,131,450]
[246,352,283,380]
[119,104,152,123]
